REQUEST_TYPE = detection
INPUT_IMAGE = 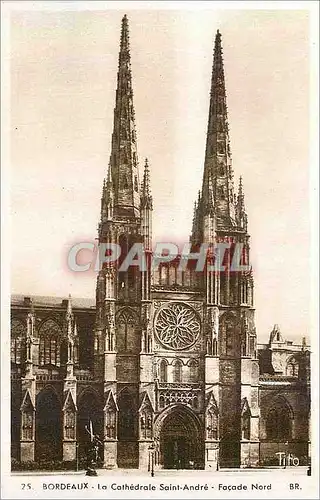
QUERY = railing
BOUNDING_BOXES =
[156,381,202,390]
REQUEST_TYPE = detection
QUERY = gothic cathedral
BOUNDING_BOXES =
[11,15,310,471]
[95,15,258,470]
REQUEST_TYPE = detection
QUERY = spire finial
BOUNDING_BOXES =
[120,14,129,49]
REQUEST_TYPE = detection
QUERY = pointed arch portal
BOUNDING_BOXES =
[77,391,103,460]
[36,389,62,461]
[157,406,203,469]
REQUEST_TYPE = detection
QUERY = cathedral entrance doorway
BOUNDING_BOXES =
[158,406,203,469]
[77,391,103,464]
[35,389,62,461]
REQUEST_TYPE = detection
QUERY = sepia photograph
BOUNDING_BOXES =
[1,1,318,499]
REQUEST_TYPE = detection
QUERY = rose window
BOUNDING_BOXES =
[154,302,201,350]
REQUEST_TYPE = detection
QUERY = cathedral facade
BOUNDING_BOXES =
[11,16,310,470]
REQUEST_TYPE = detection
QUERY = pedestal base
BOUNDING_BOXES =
[103,441,117,469]
[20,441,35,462]
[63,441,77,462]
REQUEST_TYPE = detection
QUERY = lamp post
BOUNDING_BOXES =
[76,442,79,472]
[284,441,288,469]
[148,443,155,477]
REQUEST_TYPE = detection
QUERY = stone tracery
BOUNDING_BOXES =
[154,303,201,350]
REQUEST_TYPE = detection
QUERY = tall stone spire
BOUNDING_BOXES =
[108,14,140,219]
[201,30,236,228]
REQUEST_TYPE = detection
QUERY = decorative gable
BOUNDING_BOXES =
[104,390,118,412]
[104,390,117,439]
[139,391,154,413]
[63,390,77,412]
[241,397,251,416]
[20,389,34,412]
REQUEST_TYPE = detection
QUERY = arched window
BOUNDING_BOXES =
[286,357,299,377]
[118,389,135,440]
[242,410,251,440]
[21,390,34,442]
[266,400,292,441]
[226,324,234,355]
[22,410,34,440]
[140,408,152,439]
[64,411,76,440]
[173,360,182,383]
[159,359,168,383]
[106,409,116,439]
[38,319,63,367]
[212,338,218,356]
[77,390,103,461]
[117,308,139,353]
[189,359,199,383]
[11,319,25,364]
[127,235,136,290]
[104,391,117,440]
[118,234,128,293]
[36,389,62,460]
[118,235,137,299]
[221,314,236,356]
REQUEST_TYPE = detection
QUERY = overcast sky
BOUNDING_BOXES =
[9,6,312,343]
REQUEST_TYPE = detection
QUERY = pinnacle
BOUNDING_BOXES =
[214,29,223,54]
[238,176,244,197]
[66,294,73,317]
[106,161,113,187]
[142,158,151,197]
